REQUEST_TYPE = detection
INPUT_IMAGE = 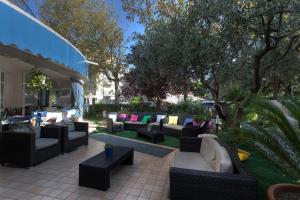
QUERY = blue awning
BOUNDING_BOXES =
[0,0,88,78]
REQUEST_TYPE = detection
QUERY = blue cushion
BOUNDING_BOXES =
[183,117,193,126]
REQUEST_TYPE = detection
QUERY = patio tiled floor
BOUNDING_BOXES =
[0,138,174,200]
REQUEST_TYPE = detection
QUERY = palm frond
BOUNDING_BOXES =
[239,97,300,179]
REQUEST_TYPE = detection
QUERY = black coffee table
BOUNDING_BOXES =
[137,127,165,143]
[79,146,134,190]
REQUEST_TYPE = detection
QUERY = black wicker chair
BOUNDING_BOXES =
[57,122,89,153]
[105,117,124,133]
[180,120,212,152]
[169,139,258,200]
[0,126,61,167]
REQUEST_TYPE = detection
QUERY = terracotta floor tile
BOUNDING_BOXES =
[0,139,172,200]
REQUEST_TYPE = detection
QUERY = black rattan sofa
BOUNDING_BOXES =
[105,112,152,132]
[169,138,258,200]
[180,120,212,152]
[161,114,192,137]
[0,126,61,167]
[56,122,89,153]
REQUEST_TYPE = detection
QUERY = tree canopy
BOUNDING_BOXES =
[122,0,300,103]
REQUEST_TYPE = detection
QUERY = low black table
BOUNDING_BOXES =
[79,146,134,190]
[137,127,165,143]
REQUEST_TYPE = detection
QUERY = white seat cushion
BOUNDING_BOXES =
[174,151,214,172]
[163,124,183,130]
[35,138,58,150]
[68,131,86,140]
[125,121,146,125]
[149,122,160,126]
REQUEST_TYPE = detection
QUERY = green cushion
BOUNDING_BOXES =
[141,115,151,123]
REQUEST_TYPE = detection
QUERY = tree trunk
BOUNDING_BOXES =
[155,98,161,111]
[252,56,261,95]
[183,82,188,101]
[114,80,119,104]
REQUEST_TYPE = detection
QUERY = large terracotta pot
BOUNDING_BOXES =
[267,184,300,200]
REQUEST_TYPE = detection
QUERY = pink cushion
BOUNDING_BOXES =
[207,120,212,129]
[118,113,127,120]
[130,114,139,122]
[192,120,202,127]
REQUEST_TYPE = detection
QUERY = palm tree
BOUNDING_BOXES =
[239,98,300,179]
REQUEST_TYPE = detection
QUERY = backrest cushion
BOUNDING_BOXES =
[11,122,32,133]
[156,115,166,123]
[200,138,233,173]
[168,116,178,125]
[141,115,151,123]
[183,117,193,126]
[33,125,41,139]
[63,119,76,132]
[118,113,128,121]
[215,146,233,173]
[130,114,139,122]
[108,113,117,122]
[192,120,204,127]
[200,138,217,167]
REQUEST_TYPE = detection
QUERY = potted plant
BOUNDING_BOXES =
[104,143,113,158]
[239,98,300,199]
[267,184,300,200]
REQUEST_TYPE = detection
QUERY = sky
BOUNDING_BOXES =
[26,0,144,53]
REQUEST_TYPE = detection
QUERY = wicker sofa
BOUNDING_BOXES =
[55,121,89,153]
[180,120,212,152]
[105,112,153,132]
[169,137,258,200]
[161,114,192,137]
[0,125,61,167]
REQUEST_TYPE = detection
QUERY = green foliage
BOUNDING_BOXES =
[166,101,208,116]
[26,70,53,90]
[39,0,125,96]
[239,97,300,179]
[104,143,113,149]
[130,96,143,105]
[86,101,209,118]
[86,103,156,117]
[122,0,300,100]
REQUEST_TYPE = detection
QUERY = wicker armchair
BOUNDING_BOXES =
[170,139,258,200]
[58,122,89,153]
[0,126,61,167]
[180,120,211,152]
[105,117,124,133]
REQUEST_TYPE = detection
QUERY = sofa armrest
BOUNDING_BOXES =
[41,126,61,139]
[170,167,258,200]
[182,126,201,137]
[180,137,202,152]
[1,131,35,152]
[162,117,168,124]
[74,122,88,134]
[105,117,113,133]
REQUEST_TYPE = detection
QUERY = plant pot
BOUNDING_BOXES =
[267,184,300,200]
[105,148,113,158]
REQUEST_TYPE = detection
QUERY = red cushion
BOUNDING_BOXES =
[130,114,139,122]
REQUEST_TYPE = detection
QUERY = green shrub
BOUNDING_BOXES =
[86,100,209,118]
[166,100,208,117]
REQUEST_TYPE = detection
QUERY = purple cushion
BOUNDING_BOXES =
[118,113,127,120]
